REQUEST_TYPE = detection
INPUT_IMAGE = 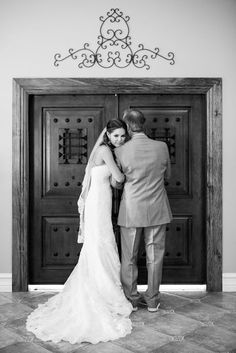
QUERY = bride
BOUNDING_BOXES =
[26,119,133,344]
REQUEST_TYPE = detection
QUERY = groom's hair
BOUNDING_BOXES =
[122,109,145,132]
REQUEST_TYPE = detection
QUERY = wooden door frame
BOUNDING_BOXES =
[12,78,222,291]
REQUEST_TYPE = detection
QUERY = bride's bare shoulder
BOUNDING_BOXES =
[93,145,111,164]
[97,145,111,155]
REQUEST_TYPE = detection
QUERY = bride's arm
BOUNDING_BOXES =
[100,146,125,183]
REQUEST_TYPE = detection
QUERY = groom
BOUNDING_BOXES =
[114,109,172,312]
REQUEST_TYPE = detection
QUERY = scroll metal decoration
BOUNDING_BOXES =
[54,8,175,70]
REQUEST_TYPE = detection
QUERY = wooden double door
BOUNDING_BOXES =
[29,93,206,285]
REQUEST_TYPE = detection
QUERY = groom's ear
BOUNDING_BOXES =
[127,126,132,136]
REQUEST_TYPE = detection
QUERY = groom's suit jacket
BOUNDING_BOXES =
[115,133,172,227]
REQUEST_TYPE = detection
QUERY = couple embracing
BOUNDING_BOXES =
[26,110,172,345]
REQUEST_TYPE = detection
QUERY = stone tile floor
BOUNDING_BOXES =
[0,291,236,352]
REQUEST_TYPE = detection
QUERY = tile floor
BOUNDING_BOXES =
[0,291,236,353]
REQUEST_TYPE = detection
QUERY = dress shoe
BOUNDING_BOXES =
[147,302,160,312]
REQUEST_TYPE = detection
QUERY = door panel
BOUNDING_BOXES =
[119,94,206,284]
[43,108,102,197]
[29,95,116,283]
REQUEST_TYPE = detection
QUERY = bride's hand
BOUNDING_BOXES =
[110,176,124,189]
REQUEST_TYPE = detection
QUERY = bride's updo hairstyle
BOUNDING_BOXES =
[101,119,128,149]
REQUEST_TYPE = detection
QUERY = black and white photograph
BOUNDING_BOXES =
[0,0,236,352]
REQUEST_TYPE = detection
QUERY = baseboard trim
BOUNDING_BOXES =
[28,284,207,292]
[0,273,12,292]
[1,273,235,292]
[28,284,64,292]
[223,273,236,291]
[140,284,207,292]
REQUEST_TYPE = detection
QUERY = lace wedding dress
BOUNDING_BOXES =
[26,164,133,344]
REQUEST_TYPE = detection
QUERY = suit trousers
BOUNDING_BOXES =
[120,224,166,308]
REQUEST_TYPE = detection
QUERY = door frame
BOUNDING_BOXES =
[12,78,222,291]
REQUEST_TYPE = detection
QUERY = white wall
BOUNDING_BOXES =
[0,0,236,274]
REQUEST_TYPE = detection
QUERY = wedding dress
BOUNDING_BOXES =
[26,164,133,344]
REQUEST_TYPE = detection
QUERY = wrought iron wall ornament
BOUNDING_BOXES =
[54,8,175,70]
